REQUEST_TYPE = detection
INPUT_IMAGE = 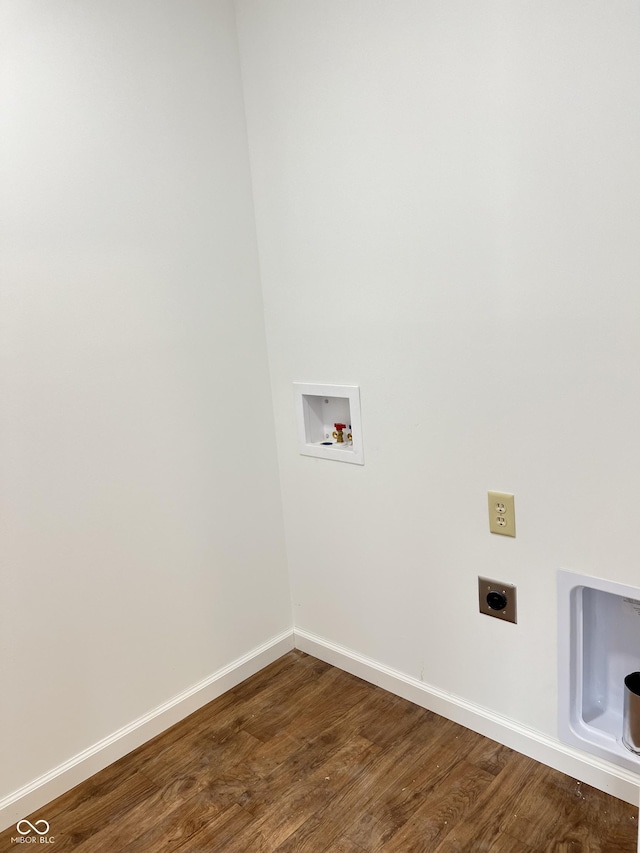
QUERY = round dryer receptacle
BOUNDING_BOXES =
[487,591,508,611]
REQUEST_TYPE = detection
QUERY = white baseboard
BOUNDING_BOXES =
[294,627,640,807]
[4,625,637,836]
[0,630,294,833]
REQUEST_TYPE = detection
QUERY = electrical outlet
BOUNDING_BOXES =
[478,577,517,623]
[488,491,515,537]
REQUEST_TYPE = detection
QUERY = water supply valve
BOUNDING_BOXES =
[332,423,347,443]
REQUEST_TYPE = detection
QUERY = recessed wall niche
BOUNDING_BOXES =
[558,569,640,774]
[294,383,363,465]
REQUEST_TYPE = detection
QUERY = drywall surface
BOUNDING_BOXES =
[237,0,640,740]
[0,0,290,800]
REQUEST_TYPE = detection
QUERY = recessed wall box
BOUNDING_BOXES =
[294,383,364,465]
[558,569,640,773]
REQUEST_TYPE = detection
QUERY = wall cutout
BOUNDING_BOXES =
[294,383,363,465]
[558,569,640,775]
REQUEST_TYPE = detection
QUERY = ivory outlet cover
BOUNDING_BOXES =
[488,491,515,537]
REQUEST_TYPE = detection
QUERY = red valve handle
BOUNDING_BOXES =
[334,423,346,430]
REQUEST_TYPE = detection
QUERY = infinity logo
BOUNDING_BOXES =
[16,819,50,836]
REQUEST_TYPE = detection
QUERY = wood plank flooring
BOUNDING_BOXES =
[2,650,637,851]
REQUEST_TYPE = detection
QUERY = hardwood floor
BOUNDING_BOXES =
[3,650,637,851]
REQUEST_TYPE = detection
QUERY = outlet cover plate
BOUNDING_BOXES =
[488,491,516,537]
[478,576,517,624]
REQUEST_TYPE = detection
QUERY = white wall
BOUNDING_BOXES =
[0,0,291,803]
[3,0,640,816]
[237,0,640,741]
